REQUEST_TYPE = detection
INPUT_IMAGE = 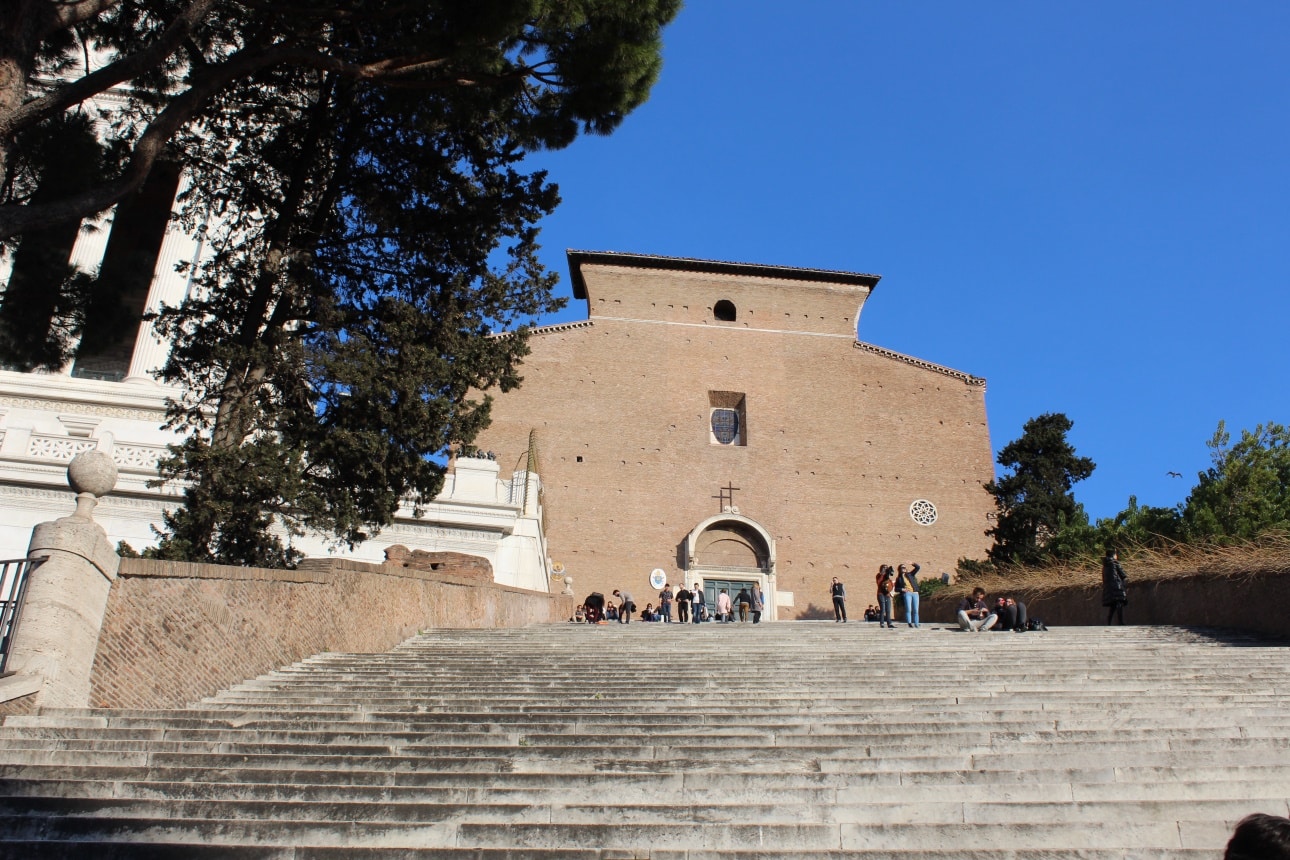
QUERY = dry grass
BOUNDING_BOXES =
[954,532,1290,598]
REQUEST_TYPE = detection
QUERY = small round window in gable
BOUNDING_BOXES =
[910,499,937,526]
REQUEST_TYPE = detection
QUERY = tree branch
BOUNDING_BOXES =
[1,0,221,138]
[42,0,122,35]
[0,40,294,239]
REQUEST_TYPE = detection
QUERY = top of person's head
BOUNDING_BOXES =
[972,587,986,597]
[1225,813,1290,860]
[1105,547,1118,558]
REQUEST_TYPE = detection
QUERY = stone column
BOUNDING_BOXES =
[6,452,120,708]
[52,210,117,376]
[124,190,205,383]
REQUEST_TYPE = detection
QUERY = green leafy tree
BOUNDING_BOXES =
[985,413,1096,565]
[1182,421,1290,541]
[3,1,681,565]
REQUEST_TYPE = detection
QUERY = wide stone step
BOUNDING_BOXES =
[0,848,1220,860]
[8,772,1289,806]
[6,722,1282,749]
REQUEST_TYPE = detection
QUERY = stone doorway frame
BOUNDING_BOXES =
[682,513,777,622]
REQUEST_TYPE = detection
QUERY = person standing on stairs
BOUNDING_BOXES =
[829,577,847,622]
[658,583,674,623]
[735,586,752,622]
[875,566,896,628]
[895,562,921,628]
[676,585,691,623]
[1102,549,1128,625]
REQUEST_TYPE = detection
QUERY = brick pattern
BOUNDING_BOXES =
[0,694,38,719]
[475,261,997,614]
[88,557,574,709]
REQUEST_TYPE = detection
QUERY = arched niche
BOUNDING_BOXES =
[684,513,775,575]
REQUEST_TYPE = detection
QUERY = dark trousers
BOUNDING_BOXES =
[678,603,689,623]
[833,596,847,622]
[877,593,892,627]
[1107,601,1125,625]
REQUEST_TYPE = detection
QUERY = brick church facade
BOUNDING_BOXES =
[474,251,995,619]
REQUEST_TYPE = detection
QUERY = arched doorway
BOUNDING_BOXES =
[683,514,777,621]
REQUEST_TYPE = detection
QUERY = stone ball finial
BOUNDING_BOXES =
[68,451,118,498]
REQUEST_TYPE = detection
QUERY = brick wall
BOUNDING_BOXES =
[87,557,575,709]
[924,570,1290,639]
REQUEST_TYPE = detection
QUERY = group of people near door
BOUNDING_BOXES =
[582,584,765,624]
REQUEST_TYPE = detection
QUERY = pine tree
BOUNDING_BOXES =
[1183,421,1290,541]
[985,413,1096,565]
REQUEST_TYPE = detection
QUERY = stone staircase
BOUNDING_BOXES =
[0,622,1287,858]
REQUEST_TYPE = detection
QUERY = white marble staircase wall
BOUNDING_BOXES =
[0,377,551,591]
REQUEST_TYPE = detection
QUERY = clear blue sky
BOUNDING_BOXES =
[523,1,1290,523]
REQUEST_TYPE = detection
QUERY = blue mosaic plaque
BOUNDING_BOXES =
[711,409,740,445]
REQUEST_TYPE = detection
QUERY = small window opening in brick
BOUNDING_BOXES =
[708,390,747,446]
[576,455,584,463]
[714,300,736,322]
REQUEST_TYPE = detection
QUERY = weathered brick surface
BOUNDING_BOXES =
[0,694,38,718]
[378,545,493,581]
[89,557,574,709]
[475,259,996,616]
[925,569,1290,638]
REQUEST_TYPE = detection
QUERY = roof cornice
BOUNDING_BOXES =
[567,250,881,300]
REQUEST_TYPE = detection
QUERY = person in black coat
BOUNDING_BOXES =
[1102,549,1128,625]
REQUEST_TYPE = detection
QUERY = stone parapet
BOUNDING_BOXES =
[89,555,574,710]
[923,568,1290,639]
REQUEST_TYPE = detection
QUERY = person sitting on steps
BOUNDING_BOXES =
[991,596,1028,632]
[957,587,997,632]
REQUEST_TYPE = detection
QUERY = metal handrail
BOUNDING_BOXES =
[0,556,45,675]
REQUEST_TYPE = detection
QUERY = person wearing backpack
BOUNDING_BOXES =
[895,562,921,628]
[875,565,896,629]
